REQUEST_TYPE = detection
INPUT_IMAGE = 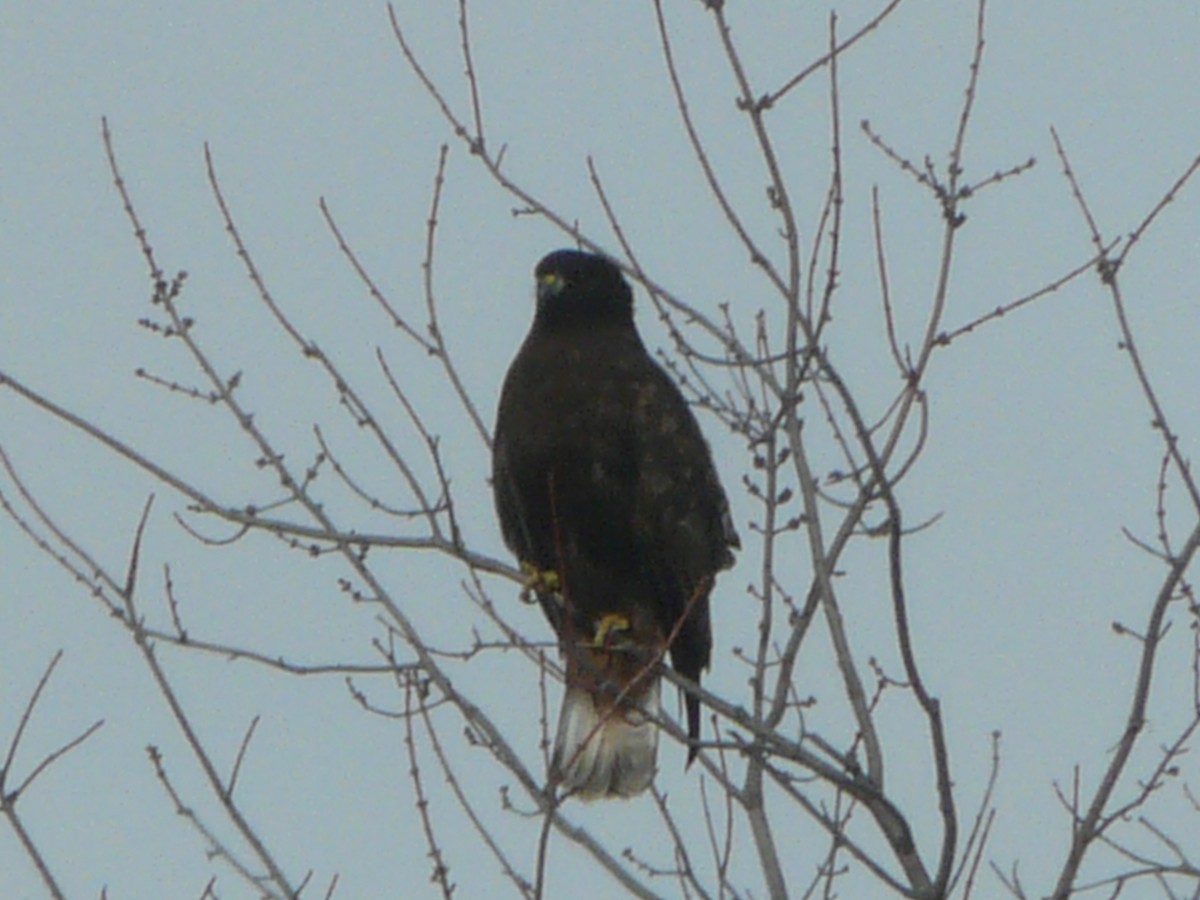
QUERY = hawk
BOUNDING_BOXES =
[492,249,739,799]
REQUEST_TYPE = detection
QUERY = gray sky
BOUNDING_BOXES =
[3,2,1200,897]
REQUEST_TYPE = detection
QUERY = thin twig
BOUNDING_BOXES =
[403,682,456,899]
[761,0,906,108]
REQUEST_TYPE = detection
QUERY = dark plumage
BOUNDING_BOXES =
[492,249,738,798]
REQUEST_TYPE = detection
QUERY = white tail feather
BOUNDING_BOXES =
[552,677,660,799]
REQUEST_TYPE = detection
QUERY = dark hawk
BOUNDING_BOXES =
[492,249,739,799]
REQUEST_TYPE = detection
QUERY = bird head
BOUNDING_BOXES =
[533,250,634,328]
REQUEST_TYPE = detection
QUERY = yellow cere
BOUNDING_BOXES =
[539,271,565,294]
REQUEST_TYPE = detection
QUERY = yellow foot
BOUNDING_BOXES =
[593,613,631,648]
[519,562,560,603]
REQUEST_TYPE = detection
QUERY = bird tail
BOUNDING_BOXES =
[551,670,660,799]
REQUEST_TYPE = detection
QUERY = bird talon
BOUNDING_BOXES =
[593,613,631,648]
[519,562,560,603]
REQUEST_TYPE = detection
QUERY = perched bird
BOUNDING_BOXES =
[492,249,739,799]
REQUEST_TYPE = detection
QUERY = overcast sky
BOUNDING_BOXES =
[3,2,1200,898]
